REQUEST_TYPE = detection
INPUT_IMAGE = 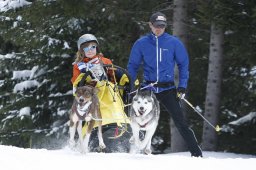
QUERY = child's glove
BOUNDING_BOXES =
[73,86,77,96]
[77,62,88,73]
[77,62,93,73]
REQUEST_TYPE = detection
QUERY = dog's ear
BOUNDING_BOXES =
[92,87,99,94]
[136,85,142,95]
[150,90,153,97]
[133,95,138,101]
[135,89,139,96]
[138,85,142,91]
[145,90,153,102]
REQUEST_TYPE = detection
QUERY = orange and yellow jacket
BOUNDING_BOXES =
[71,54,113,84]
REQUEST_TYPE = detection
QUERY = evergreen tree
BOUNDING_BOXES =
[195,0,256,153]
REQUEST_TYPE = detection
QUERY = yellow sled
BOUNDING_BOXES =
[82,80,130,136]
[72,64,131,138]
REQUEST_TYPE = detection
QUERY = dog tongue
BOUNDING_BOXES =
[139,110,144,115]
[79,101,87,106]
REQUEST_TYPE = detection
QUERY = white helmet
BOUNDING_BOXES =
[77,34,99,49]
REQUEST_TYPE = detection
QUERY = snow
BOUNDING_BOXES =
[19,107,31,117]
[13,80,39,93]
[250,66,256,76]
[229,112,256,126]
[61,53,71,58]
[0,52,16,59]
[12,66,38,80]
[0,80,4,87]
[0,145,255,170]
[48,90,73,99]
[48,37,61,47]
[1,114,15,122]
[63,41,70,49]
[221,112,256,133]
[66,18,84,30]
[223,109,238,118]
[0,0,31,12]
[12,70,30,79]
[57,108,68,116]
[11,65,44,93]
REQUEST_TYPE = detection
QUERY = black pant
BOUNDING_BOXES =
[155,89,202,156]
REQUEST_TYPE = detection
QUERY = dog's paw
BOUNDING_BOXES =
[81,149,89,154]
[99,142,106,149]
[129,136,135,144]
[80,146,89,154]
[85,113,92,121]
[129,144,139,154]
[135,140,142,148]
[69,140,76,149]
[144,148,152,155]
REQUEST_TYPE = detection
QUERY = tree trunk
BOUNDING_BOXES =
[202,22,224,150]
[171,0,188,152]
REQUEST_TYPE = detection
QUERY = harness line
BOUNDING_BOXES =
[128,82,158,95]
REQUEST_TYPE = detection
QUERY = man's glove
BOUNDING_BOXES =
[177,87,186,99]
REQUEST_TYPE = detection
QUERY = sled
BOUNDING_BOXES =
[73,64,132,152]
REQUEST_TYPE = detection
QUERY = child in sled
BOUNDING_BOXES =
[70,34,130,153]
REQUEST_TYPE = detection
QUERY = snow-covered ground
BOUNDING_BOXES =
[0,145,255,170]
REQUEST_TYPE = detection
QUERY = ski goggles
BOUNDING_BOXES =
[83,45,97,53]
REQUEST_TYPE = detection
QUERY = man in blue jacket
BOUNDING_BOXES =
[127,12,202,157]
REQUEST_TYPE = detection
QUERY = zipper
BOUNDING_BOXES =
[155,36,159,93]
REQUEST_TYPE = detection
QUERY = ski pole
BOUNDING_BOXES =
[181,98,221,132]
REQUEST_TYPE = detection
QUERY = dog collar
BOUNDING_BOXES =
[139,122,148,128]
[72,101,92,120]
[78,101,92,113]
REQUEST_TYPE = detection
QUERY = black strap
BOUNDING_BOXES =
[146,81,174,88]
[78,71,91,87]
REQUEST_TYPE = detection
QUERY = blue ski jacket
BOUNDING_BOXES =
[127,32,189,93]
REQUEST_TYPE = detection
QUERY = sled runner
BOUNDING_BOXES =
[72,64,132,152]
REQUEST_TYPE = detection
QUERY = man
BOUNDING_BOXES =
[127,12,202,157]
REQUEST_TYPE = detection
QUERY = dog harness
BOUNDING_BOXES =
[72,101,92,120]
[138,121,148,128]
[134,114,153,128]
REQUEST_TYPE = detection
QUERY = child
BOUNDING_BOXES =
[71,34,113,90]
[70,34,131,153]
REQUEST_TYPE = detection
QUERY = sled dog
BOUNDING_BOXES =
[129,89,160,154]
[69,85,106,153]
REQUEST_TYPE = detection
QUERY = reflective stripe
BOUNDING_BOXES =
[160,48,162,62]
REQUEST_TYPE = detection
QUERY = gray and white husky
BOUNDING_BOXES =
[129,89,160,154]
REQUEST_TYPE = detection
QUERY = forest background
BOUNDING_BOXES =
[0,0,255,155]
